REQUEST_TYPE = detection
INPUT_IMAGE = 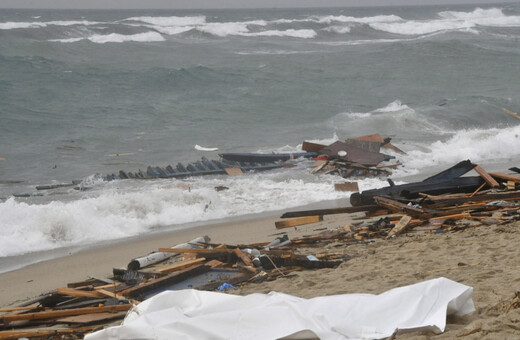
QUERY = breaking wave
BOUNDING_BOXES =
[370,7,520,35]
[51,32,165,44]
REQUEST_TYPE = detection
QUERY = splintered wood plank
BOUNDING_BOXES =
[1,304,131,322]
[225,168,243,176]
[158,248,233,255]
[56,311,127,324]
[95,289,126,300]
[205,260,225,268]
[154,257,207,274]
[473,165,500,188]
[334,182,359,192]
[381,143,407,155]
[373,196,428,217]
[489,172,520,182]
[234,248,253,267]
[57,288,104,299]
[386,215,413,238]
[275,215,323,229]
[508,181,516,190]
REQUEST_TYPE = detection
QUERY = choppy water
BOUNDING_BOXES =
[1,4,520,269]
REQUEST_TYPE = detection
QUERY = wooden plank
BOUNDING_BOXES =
[119,264,210,297]
[353,133,384,143]
[206,260,225,268]
[334,182,359,192]
[95,289,126,300]
[280,205,381,218]
[503,108,520,121]
[386,215,413,238]
[224,168,243,176]
[1,304,131,322]
[158,248,233,255]
[153,257,207,274]
[373,196,429,217]
[57,288,104,299]
[381,142,407,155]
[56,311,127,324]
[234,248,254,267]
[489,172,520,182]
[0,306,38,313]
[473,165,500,188]
[275,215,323,229]
[508,181,516,190]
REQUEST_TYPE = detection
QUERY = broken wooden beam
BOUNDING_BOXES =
[280,205,381,218]
[275,216,323,229]
[489,172,520,182]
[1,304,131,323]
[473,165,500,188]
[373,196,430,217]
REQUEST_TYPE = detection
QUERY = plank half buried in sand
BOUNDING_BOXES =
[275,215,323,229]
[386,215,413,238]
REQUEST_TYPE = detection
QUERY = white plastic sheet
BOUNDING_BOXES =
[86,277,474,340]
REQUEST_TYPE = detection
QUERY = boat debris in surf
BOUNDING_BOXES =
[14,133,404,196]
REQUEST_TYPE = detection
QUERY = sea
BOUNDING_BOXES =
[1,3,520,272]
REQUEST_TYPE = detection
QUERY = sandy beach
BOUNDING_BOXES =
[1,209,520,339]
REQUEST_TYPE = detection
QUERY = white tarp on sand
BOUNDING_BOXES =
[85,277,475,340]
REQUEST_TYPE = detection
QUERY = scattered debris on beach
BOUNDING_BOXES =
[2,160,520,339]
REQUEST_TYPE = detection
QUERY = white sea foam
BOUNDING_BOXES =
[399,125,520,173]
[0,20,99,30]
[370,7,520,35]
[316,14,403,24]
[373,100,410,113]
[0,170,356,258]
[50,32,165,44]
[123,16,207,27]
[246,29,317,38]
[324,25,352,34]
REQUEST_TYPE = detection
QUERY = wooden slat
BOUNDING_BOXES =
[57,288,104,299]
[0,306,39,313]
[334,182,359,192]
[353,133,384,143]
[224,168,243,176]
[234,248,253,267]
[56,311,127,324]
[1,304,131,322]
[489,172,520,182]
[280,204,381,218]
[275,216,323,229]
[95,289,126,300]
[153,257,207,274]
[373,196,429,217]
[473,165,500,188]
[158,248,233,255]
[386,215,412,238]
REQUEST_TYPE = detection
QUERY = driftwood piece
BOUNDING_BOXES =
[225,168,243,176]
[275,216,323,229]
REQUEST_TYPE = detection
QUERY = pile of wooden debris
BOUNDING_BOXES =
[1,161,519,339]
